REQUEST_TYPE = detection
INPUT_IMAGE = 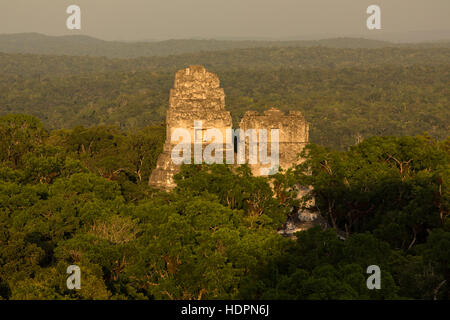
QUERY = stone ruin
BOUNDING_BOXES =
[149,65,310,189]
[239,108,309,177]
[149,65,232,190]
[149,65,322,235]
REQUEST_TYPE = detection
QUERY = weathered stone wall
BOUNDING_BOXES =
[149,65,232,190]
[149,65,310,190]
[239,107,309,177]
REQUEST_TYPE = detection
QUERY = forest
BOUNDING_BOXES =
[0,114,448,299]
[0,38,449,299]
[0,45,448,150]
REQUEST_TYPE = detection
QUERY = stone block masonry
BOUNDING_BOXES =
[149,65,232,190]
[149,65,309,190]
[239,108,309,177]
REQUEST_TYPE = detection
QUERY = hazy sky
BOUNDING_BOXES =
[1,0,449,41]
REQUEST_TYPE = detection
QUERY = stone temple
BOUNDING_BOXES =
[149,65,309,190]
[239,108,309,177]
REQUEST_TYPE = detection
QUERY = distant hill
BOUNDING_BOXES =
[0,33,411,58]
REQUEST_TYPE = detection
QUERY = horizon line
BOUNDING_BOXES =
[1,31,450,44]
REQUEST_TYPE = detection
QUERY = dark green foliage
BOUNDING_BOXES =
[0,107,448,298]
[295,136,449,246]
[242,228,399,299]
